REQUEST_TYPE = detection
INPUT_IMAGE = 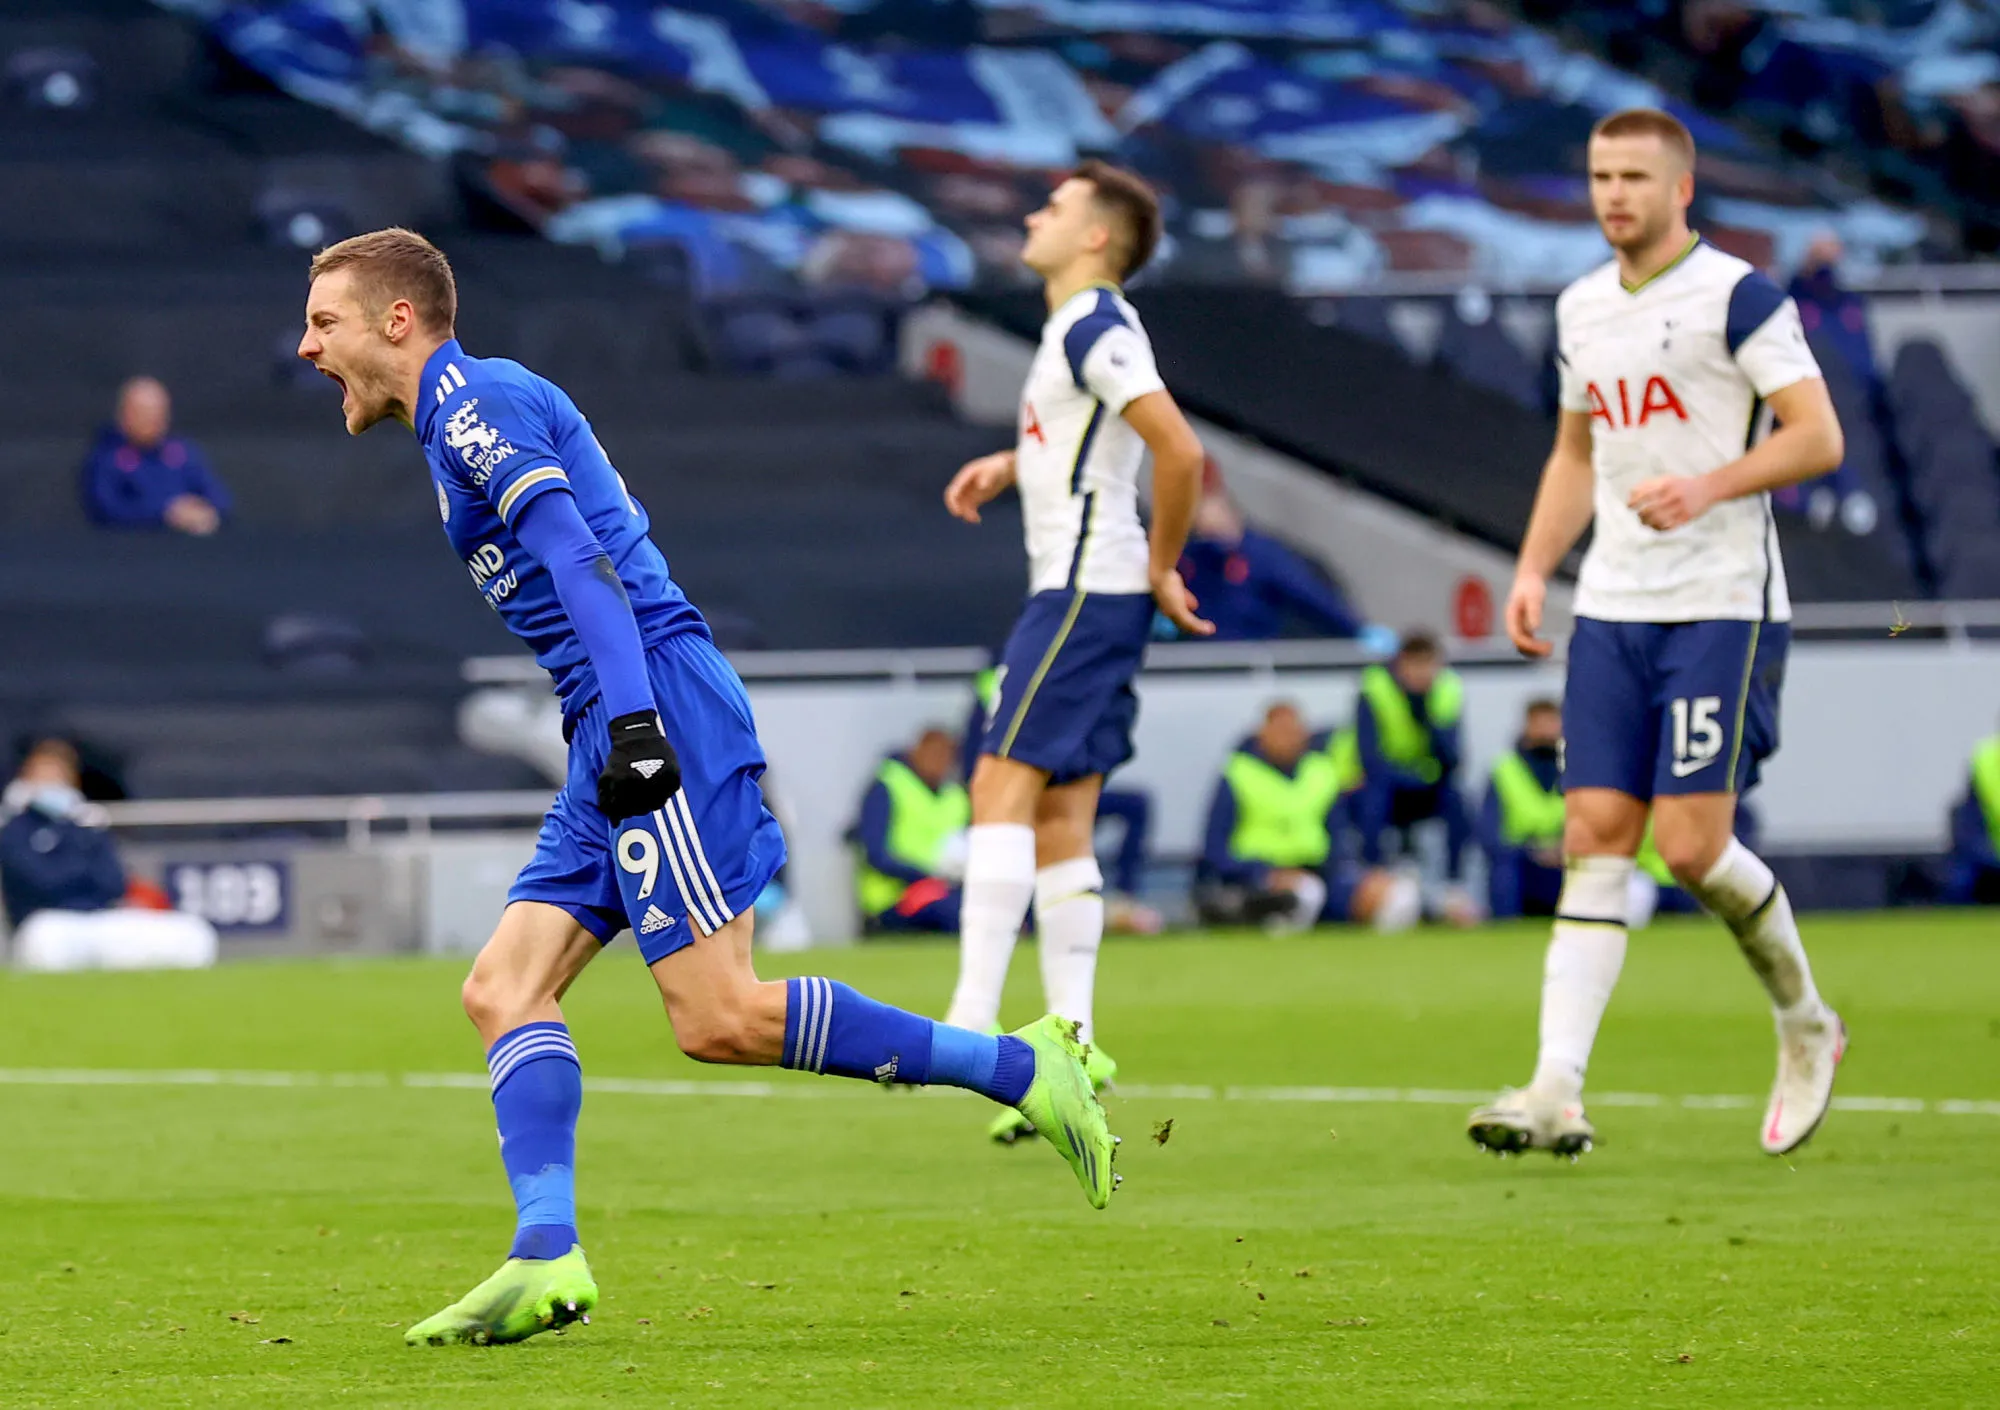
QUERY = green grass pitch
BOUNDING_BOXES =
[3,912,1997,1407]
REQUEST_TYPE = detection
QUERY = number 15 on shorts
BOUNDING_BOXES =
[1669,695,1723,779]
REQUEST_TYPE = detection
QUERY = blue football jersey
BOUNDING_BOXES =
[415,339,705,713]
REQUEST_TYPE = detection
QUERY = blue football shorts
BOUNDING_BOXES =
[1562,616,1790,802]
[509,630,788,963]
[981,589,1154,786]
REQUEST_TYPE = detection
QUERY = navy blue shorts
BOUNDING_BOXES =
[1563,617,1789,802]
[510,631,788,964]
[981,589,1153,785]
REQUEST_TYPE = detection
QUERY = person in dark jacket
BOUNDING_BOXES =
[1177,472,1375,642]
[0,739,124,926]
[80,377,231,533]
[2,738,219,971]
[1783,234,1875,533]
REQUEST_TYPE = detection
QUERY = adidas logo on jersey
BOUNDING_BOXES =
[639,905,674,936]
[632,759,665,779]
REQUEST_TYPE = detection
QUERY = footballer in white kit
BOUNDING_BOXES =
[940,161,1212,1143]
[1469,109,1848,1160]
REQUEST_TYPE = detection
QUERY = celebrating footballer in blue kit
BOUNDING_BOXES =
[1467,110,1848,1162]
[297,228,1119,1349]
[939,161,1213,1145]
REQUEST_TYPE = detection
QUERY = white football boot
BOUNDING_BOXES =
[1466,1087,1595,1159]
[1760,1008,1847,1156]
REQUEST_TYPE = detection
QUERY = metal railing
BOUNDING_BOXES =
[1788,599,2000,638]
[460,603,2000,689]
[99,790,554,845]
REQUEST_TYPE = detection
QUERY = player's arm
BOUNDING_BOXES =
[943,449,1016,524]
[1631,274,1843,531]
[1123,390,1214,637]
[509,492,680,821]
[454,382,676,822]
[1507,409,1596,658]
[1629,376,1843,531]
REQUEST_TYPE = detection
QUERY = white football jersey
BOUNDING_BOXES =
[1555,238,1823,623]
[1015,284,1166,595]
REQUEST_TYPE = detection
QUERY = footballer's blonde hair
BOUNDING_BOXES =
[309,227,457,335]
[1590,108,1696,170]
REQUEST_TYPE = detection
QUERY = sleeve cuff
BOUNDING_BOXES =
[496,464,569,523]
[1103,377,1167,416]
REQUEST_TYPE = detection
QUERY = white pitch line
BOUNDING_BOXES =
[0,1068,1996,1118]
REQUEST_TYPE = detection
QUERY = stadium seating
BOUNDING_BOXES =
[1886,338,2000,598]
[1550,0,2000,249]
[9,0,1989,804]
[152,0,1982,599]
[0,0,1040,801]
[180,0,1926,297]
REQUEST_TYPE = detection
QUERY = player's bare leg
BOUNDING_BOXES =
[649,908,789,1063]
[1469,788,1643,1158]
[657,903,1119,1205]
[461,900,605,1046]
[945,755,1047,1033]
[409,902,605,1346]
[992,775,1118,1144]
[1653,793,1845,1154]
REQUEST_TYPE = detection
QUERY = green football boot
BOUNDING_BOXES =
[1009,1015,1120,1208]
[404,1245,598,1346]
[989,1040,1117,1144]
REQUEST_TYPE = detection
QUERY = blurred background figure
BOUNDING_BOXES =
[1944,719,2000,905]
[1177,461,1386,645]
[849,726,967,936]
[1782,234,1881,535]
[1481,698,1567,920]
[1,739,215,970]
[81,376,230,535]
[1194,700,1420,933]
[1351,633,1476,922]
[1,739,123,923]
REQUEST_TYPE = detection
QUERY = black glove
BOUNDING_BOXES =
[597,710,681,822]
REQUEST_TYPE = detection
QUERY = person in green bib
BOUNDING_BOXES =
[848,728,969,935]
[1352,632,1474,897]
[1944,726,2000,905]
[1194,701,1421,932]
[1480,699,1567,918]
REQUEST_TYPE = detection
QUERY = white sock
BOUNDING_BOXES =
[1034,856,1105,1043]
[1530,856,1632,1100]
[1685,838,1824,1025]
[944,823,1036,1031]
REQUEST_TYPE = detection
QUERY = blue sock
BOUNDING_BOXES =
[781,977,1034,1105]
[487,1021,581,1262]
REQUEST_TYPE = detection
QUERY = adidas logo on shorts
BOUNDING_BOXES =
[640,905,674,936]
